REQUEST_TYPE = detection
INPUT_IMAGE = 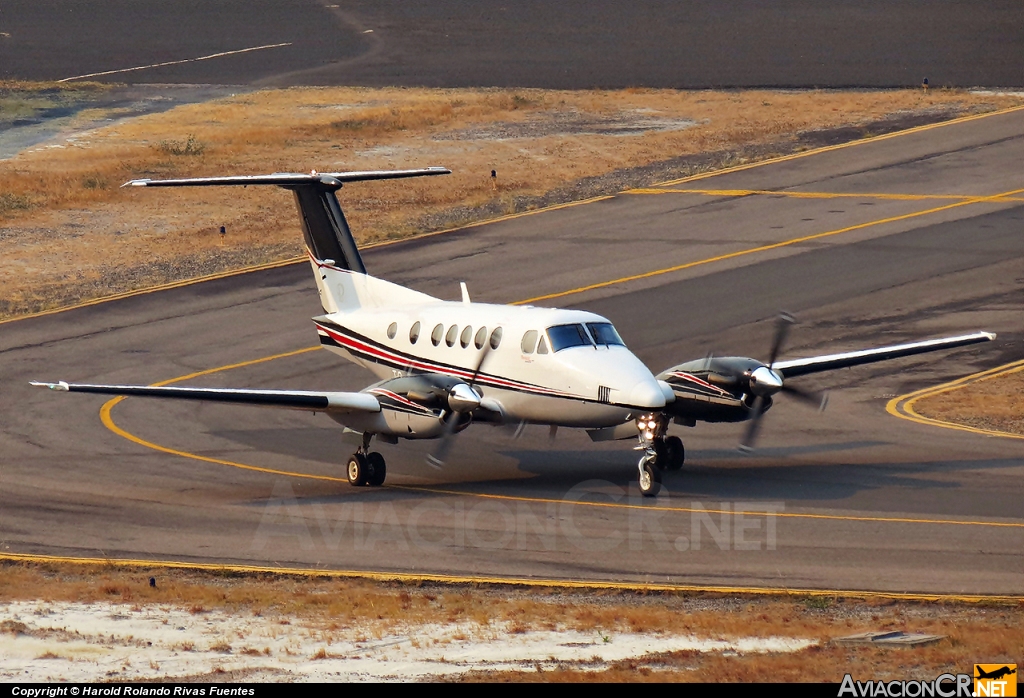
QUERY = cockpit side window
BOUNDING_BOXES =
[521,329,539,354]
[547,323,594,352]
[586,322,625,347]
[537,336,549,354]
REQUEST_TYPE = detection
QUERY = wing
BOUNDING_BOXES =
[773,331,995,378]
[29,381,380,414]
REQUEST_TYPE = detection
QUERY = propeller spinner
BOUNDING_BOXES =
[739,313,827,452]
[426,344,491,468]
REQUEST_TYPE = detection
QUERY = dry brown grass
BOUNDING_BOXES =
[914,369,1024,435]
[1,560,1021,682]
[1,86,1020,318]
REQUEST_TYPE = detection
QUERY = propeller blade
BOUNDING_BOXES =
[702,351,714,372]
[426,344,493,469]
[426,411,461,469]
[739,395,766,453]
[503,419,527,440]
[468,342,491,389]
[767,312,795,367]
[782,384,829,411]
[548,425,558,442]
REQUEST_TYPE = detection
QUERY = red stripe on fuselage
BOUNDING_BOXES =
[316,323,567,398]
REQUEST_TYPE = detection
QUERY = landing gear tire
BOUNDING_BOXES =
[347,453,368,487]
[366,452,387,487]
[664,436,685,471]
[638,456,662,497]
[652,439,669,471]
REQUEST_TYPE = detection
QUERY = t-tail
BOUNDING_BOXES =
[123,168,450,312]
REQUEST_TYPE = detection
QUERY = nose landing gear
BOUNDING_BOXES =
[346,433,387,487]
[634,414,685,497]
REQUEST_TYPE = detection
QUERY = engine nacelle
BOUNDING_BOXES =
[327,374,478,439]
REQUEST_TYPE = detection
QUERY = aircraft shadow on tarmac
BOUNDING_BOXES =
[211,427,1019,506]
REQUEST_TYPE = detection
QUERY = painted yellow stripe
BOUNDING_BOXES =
[96,348,1024,530]
[99,346,349,483]
[6,103,1023,327]
[887,359,1024,439]
[628,188,1024,203]
[390,484,1024,529]
[0,256,306,327]
[0,195,612,328]
[93,188,1024,529]
[2,552,1019,604]
[514,185,1024,305]
[654,103,1024,187]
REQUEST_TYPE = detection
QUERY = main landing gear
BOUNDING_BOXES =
[634,414,685,497]
[346,433,387,487]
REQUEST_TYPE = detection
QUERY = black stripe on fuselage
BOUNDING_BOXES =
[316,320,649,412]
[316,320,562,396]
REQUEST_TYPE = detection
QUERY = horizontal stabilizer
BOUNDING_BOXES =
[773,331,995,378]
[29,381,380,414]
[123,167,450,190]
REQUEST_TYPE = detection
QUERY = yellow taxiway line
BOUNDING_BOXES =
[391,484,1024,529]
[515,185,1024,305]
[15,102,1024,595]
[5,103,1024,327]
[654,103,1024,187]
[96,341,1024,531]
[2,552,1020,604]
[887,359,1024,439]
[627,188,1024,203]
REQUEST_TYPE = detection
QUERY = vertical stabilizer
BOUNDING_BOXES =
[123,168,450,313]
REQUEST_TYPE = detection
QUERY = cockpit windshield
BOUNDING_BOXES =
[546,324,593,352]
[586,322,625,347]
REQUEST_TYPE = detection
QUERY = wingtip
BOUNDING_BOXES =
[982,331,997,341]
[30,380,69,391]
[121,179,151,188]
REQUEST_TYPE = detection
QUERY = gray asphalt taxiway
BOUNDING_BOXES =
[3,1,1022,88]
[3,108,1024,596]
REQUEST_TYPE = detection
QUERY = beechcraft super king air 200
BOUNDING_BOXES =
[32,167,996,496]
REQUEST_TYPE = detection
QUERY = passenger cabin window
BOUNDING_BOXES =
[431,324,444,346]
[547,323,594,352]
[445,325,458,347]
[409,321,421,344]
[586,322,625,347]
[387,322,398,339]
[460,325,473,348]
[537,336,549,354]
[490,327,503,350]
[474,326,488,349]
[521,330,539,354]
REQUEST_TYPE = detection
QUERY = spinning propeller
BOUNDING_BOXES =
[426,344,491,468]
[739,313,828,452]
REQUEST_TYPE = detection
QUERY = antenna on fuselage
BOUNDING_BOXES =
[460,282,471,304]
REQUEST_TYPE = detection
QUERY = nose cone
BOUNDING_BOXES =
[628,379,667,410]
[447,382,481,412]
[749,366,784,396]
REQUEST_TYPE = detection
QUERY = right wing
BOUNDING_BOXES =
[29,381,380,414]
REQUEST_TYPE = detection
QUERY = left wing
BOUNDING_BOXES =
[773,331,996,378]
[29,381,380,414]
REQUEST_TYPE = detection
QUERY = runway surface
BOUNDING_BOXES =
[3,108,1024,596]
[2,1,1022,88]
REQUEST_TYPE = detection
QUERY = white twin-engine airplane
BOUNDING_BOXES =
[33,168,995,496]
